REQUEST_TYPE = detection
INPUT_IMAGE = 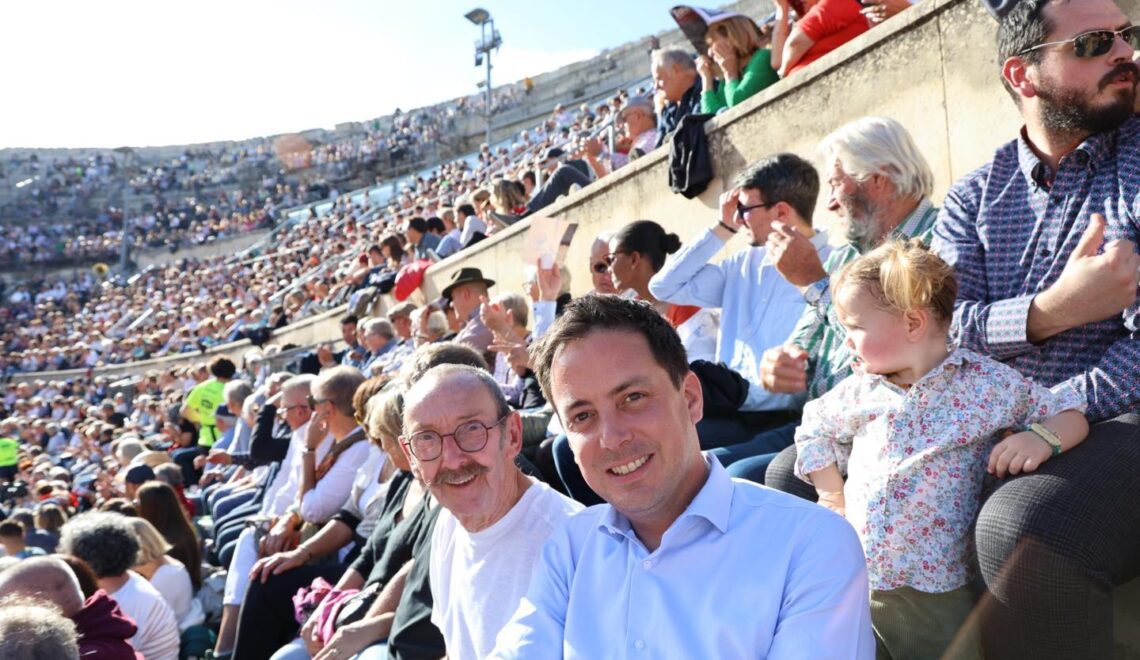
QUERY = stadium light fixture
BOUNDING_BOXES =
[465,8,500,145]
[465,8,490,25]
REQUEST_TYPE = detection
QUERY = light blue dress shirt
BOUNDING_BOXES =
[490,456,874,659]
[648,228,832,411]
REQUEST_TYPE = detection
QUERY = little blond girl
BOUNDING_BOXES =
[794,239,1088,659]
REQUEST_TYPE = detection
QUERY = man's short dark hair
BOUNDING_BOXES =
[0,519,24,538]
[209,357,237,380]
[407,217,428,234]
[996,0,1054,99]
[457,204,477,218]
[341,314,360,327]
[426,217,446,234]
[997,0,1054,63]
[530,296,688,403]
[313,366,366,419]
[733,153,820,225]
[367,243,383,255]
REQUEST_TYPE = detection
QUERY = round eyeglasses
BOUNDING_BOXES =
[401,415,509,461]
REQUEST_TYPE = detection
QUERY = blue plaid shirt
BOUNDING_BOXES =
[932,117,1140,422]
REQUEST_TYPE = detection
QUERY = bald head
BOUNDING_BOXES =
[402,364,508,430]
[0,556,85,617]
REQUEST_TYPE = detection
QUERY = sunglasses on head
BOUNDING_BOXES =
[1020,26,1140,59]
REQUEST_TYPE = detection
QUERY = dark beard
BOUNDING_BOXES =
[1037,62,1138,137]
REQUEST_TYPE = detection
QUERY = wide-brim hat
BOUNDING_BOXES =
[670,5,746,54]
[441,267,495,300]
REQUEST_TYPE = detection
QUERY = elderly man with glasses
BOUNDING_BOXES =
[399,364,581,659]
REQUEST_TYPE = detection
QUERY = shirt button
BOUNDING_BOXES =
[635,639,646,650]
[642,559,652,570]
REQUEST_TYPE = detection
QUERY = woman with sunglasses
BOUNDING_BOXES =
[607,220,719,363]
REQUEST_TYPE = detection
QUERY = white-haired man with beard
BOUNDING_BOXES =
[725,116,939,484]
[399,364,581,659]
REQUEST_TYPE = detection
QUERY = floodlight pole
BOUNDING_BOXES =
[466,8,498,146]
[483,19,493,146]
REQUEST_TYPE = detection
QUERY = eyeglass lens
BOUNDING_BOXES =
[410,421,492,459]
[1075,27,1140,57]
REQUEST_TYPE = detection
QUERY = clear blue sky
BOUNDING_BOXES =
[2,1,682,149]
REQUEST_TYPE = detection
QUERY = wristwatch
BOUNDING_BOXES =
[803,278,829,306]
[1028,423,1063,456]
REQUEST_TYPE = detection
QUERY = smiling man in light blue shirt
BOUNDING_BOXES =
[490,295,873,659]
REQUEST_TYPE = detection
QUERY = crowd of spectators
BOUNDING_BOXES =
[0,76,670,375]
[0,82,532,272]
[3,1,1135,659]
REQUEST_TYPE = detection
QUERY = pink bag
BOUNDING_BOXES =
[292,577,334,624]
[293,577,362,644]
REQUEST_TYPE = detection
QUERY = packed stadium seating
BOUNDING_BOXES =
[5,0,1140,656]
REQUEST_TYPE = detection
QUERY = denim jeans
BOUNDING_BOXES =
[707,422,797,484]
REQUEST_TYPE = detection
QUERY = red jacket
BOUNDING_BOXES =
[72,589,144,660]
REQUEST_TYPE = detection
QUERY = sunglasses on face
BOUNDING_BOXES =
[1020,26,1140,59]
[591,262,609,274]
[603,251,629,266]
[736,200,776,217]
[307,395,330,409]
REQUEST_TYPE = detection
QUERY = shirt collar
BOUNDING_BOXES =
[598,455,730,543]
[891,197,935,241]
[862,345,972,391]
[1016,125,1116,191]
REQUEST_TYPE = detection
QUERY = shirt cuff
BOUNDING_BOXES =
[532,300,557,338]
[1051,377,1089,415]
[984,294,1036,359]
[806,277,832,321]
[793,441,836,484]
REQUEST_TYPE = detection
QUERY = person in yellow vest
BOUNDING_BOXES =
[0,421,19,483]
[175,357,236,485]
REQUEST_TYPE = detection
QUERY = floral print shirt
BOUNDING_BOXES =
[794,347,1086,592]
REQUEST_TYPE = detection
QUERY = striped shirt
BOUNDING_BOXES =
[931,118,1140,422]
[789,199,939,399]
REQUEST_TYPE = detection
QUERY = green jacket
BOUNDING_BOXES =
[700,48,779,114]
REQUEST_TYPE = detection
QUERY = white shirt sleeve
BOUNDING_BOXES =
[299,440,373,523]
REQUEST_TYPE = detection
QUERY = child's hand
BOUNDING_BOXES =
[989,431,1053,478]
[817,490,846,517]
